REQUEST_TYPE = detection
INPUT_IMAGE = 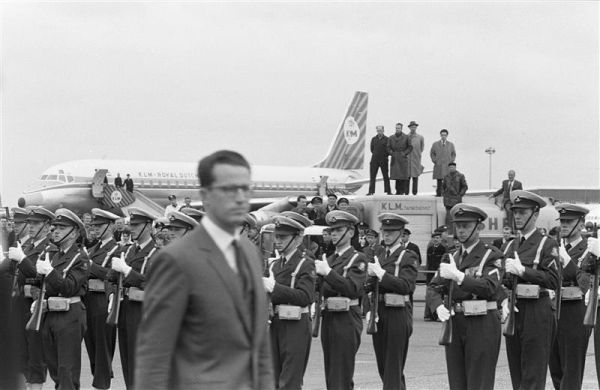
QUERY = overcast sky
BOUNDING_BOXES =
[1,2,598,205]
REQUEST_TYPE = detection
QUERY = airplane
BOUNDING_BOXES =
[19,91,370,216]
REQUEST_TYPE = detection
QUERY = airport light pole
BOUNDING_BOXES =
[485,147,495,189]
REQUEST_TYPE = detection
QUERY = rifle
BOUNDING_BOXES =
[106,252,125,326]
[312,254,327,338]
[25,250,49,331]
[366,255,380,335]
[556,230,563,320]
[503,231,521,337]
[439,252,456,346]
[584,224,600,328]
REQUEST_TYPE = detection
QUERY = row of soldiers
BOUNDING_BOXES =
[5,205,201,390]
[262,190,600,390]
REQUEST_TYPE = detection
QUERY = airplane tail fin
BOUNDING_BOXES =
[313,91,368,170]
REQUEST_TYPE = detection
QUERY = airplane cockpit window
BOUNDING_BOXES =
[41,175,48,180]
[47,175,58,181]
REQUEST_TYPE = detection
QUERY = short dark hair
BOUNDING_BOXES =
[396,123,403,127]
[197,150,251,188]
[327,194,338,199]
[440,129,449,135]
[297,195,307,202]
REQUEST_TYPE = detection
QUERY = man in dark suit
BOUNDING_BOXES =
[134,150,274,390]
[124,174,134,193]
[490,170,523,231]
[492,226,513,251]
[114,173,123,188]
[368,125,391,195]
[402,228,422,265]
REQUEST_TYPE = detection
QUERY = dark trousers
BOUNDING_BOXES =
[270,314,312,390]
[372,304,412,390]
[42,303,86,390]
[395,180,409,195]
[549,300,591,390]
[118,298,142,389]
[505,297,556,390]
[369,160,391,194]
[83,292,117,390]
[436,179,443,196]
[408,177,419,195]
[321,308,362,390]
[594,307,600,387]
[445,311,501,390]
[445,207,453,233]
[20,296,47,384]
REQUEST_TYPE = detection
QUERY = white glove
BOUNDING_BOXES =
[367,256,386,280]
[585,287,600,305]
[588,237,600,257]
[436,304,451,321]
[8,242,25,263]
[262,273,275,293]
[501,298,518,323]
[36,252,53,275]
[558,246,571,266]
[315,254,331,276]
[266,249,281,267]
[439,262,465,284]
[30,300,37,314]
[505,254,525,276]
[365,310,371,324]
[111,253,131,276]
[107,293,114,314]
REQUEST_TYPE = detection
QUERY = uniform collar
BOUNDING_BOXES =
[565,236,582,248]
[462,239,480,255]
[335,244,352,257]
[387,242,403,255]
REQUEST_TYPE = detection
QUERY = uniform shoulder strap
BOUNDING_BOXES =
[476,249,493,277]
[62,252,81,278]
[290,256,307,289]
[342,252,360,278]
[533,236,548,270]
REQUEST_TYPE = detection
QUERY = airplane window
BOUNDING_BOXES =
[41,175,48,180]
[59,175,66,183]
[58,169,64,174]
[67,176,73,182]
[47,175,58,181]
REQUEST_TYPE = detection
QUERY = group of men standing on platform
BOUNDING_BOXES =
[368,121,457,197]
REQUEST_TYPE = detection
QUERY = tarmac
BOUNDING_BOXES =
[65,285,600,389]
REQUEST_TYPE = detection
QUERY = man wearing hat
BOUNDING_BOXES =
[9,207,55,390]
[424,231,447,321]
[84,208,121,390]
[501,190,559,390]
[33,208,89,390]
[407,121,425,195]
[549,204,591,390]
[241,214,260,246]
[314,210,367,390]
[368,125,392,196]
[401,228,421,265]
[362,229,383,260]
[281,211,319,256]
[263,215,316,390]
[426,204,505,390]
[109,207,157,389]
[387,123,412,195]
[166,210,199,242]
[11,207,31,247]
[366,213,418,390]
[442,162,468,232]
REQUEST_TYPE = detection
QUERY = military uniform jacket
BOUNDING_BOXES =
[88,238,120,281]
[502,230,559,291]
[270,250,316,307]
[371,246,419,297]
[44,245,89,298]
[561,238,590,293]
[427,241,504,311]
[106,240,156,289]
[362,244,384,262]
[322,248,367,300]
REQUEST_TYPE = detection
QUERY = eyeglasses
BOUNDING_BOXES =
[207,184,253,197]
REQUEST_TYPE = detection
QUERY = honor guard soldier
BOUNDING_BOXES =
[426,204,504,390]
[12,207,31,245]
[281,211,319,256]
[263,215,316,390]
[549,204,591,390]
[108,207,157,389]
[166,210,198,242]
[314,210,367,390]
[9,207,55,390]
[35,209,89,389]
[362,229,384,260]
[584,235,600,386]
[367,213,419,390]
[180,207,205,223]
[84,208,121,390]
[502,190,560,390]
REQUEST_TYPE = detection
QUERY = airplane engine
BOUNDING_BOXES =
[250,196,297,227]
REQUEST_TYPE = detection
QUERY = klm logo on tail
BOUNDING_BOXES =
[314,91,367,170]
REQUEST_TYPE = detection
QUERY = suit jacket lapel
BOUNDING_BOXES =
[194,226,252,337]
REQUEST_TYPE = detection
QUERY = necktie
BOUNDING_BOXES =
[134,244,140,254]
[459,251,468,266]
[443,141,446,147]
[386,249,391,258]
[565,243,572,251]
[520,236,526,246]
[232,240,252,296]
[509,181,513,192]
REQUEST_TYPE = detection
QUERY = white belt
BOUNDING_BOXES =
[274,305,309,314]
[88,279,105,292]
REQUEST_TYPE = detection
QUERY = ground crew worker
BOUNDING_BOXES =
[84,208,121,390]
[314,210,367,390]
[262,215,315,390]
[35,208,89,389]
[108,207,157,389]
[165,210,199,242]
[367,213,418,390]
[9,206,55,390]
[549,204,591,390]
[426,204,504,390]
[502,190,559,390]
